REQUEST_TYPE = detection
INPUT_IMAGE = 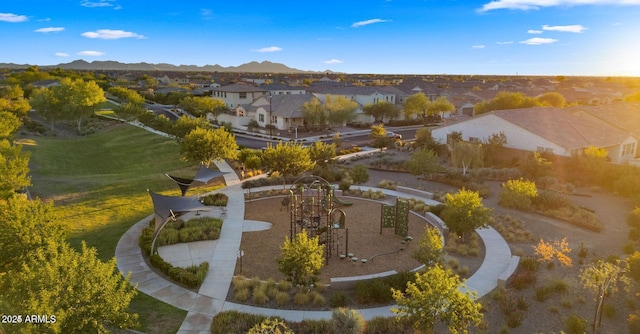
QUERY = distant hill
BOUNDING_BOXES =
[0,60,322,73]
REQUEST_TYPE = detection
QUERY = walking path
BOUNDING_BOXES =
[116,158,515,333]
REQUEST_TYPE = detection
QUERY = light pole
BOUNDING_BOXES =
[268,94,273,138]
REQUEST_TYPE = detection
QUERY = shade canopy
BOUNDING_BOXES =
[148,190,211,233]
[166,165,227,196]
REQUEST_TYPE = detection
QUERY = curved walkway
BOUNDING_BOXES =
[115,161,514,333]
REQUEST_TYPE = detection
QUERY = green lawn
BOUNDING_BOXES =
[23,123,206,333]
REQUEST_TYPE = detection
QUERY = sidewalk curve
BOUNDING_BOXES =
[116,161,513,333]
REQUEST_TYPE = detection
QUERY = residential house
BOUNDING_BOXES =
[253,94,317,132]
[259,83,307,95]
[431,104,639,164]
[209,83,268,109]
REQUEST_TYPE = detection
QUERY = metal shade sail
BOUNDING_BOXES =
[166,165,228,196]
[148,190,212,253]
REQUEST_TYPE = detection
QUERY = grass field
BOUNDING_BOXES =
[22,123,213,333]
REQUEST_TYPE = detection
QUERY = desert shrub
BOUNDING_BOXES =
[235,288,250,302]
[535,279,570,301]
[354,278,390,304]
[311,291,325,307]
[201,193,228,206]
[560,298,573,308]
[628,310,640,334]
[331,308,366,334]
[378,179,397,190]
[330,291,349,307]
[210,311,267,334]
[278,280,292,292]
[564,314,588,334]
[533,190,570,210]
[499,178,538,210]
[275,291,290,306]
[364,316,413,334]
[252,288,269,305]
[294,291,311,306]
[498,291,525,328]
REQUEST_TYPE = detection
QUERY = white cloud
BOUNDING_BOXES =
[35,27,65,33]
[528,29,543,34]
[201,8,212,17]
[542,24,587,33]
[251,46,282,53]
[472,45,486,49]
[323,59,344,64]
[0,13,28,22]
[479,0,640,12]
[81,0,116,8]
[497,41,514,44]
[54,52,69,57]
[82,29,145,39]
[520,37,558,45]
[351,18,391,28]
[77,50,105,56]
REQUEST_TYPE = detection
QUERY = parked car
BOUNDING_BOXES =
[386,131,402,139]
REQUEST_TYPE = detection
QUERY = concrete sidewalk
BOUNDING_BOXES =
[115,160,514,333]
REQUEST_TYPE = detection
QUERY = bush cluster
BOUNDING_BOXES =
[138,217,220,289]
[353,271,415,304]
[201,193,228,206]
[338,146,363,155]
[155,217,223,246]
[430,173,490,198]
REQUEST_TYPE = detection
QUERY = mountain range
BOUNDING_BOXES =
[0,60,325,73]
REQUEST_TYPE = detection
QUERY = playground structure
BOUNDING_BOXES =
[286,176,348,264]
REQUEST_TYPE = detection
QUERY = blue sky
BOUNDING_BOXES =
[1,0,639,76]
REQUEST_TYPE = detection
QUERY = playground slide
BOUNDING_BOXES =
[332,196,352,206]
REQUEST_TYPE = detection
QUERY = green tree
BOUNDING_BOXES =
[474,91,541,114]
[403,92,430,120]
[412,226,444,266]
[0,111,22,139]
[414,127,447,156]
[0,140,31,198]
[498,178,538,210]
[483,131,507,166]
[113,102,147,121]
[392,265,483,333]
[180,96,227,118]
[172,116,212,139]
[520,151,553,181]
[350,164,369,185]
[428,96,456,118]
[262,141,315,188]
[59,78,107,131]
[302,97,327,130]
[407,148,441,179]
[441,189,492,241]
[369,124,390,148]
[0,197,65,273]
[0,85,31,117]
[277,230,324,286]
[537,92,566,107]
[180,127,239,167]
[238,148,264,170]
[580,260,622,332]
[2,241,139,333]
[29,86,61,130]
[308,141,336,166]
[450,141,484,175]
[362,101,398,123]
[107,86,145,105]
[325,94,358,128]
